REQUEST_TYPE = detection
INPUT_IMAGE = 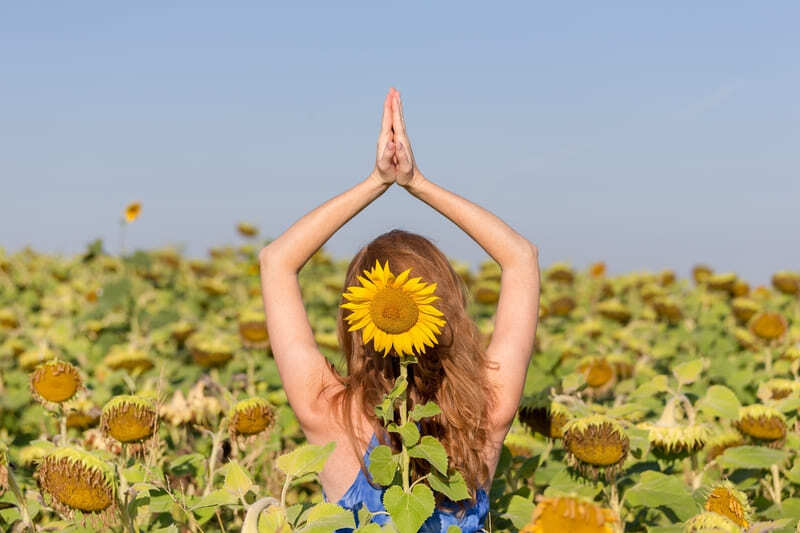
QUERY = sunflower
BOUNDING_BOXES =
[704,481,752,529]
[124,202,141,223]
[236,222,259,238]
[705,430,744,461]
[648,424,709,461]
[735,405,786,447]
[101,395,158,443]
[340,260,446,357]
[521,496,618,533]
[229,397,275,443]
[30,360,82,405]
[748,312,787,341]
[563,415,629,481]
[684,512,742,533]
[36,447,116,518]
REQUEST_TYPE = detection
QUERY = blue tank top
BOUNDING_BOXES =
[323,433,490,533]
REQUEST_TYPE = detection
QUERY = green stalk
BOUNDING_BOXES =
[399,362,410,492]
[7,470,35,532]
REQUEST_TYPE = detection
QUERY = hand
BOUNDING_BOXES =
[391,90,422,188]
[371,89,399,185]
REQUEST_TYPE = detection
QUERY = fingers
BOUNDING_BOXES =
[379,140,396,167]
[379,90,393,136]
[392,91,405,136]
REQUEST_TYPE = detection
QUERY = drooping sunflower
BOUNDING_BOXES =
[101,395,158,443]
[340,260,446,358]
[704,480,752,529]
[36,447,116,518]
[705,430,744,461]
[684,511,742,533]
[30,360,82,405]
[563,415,630,481]
[648,424,709,461]
[229,397,275,443]
[734,405,786,447]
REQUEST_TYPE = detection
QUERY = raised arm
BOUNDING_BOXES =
[390,91,540,433]
[258,89,400,439]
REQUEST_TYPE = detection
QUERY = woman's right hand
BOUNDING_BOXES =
[392,90,423,189]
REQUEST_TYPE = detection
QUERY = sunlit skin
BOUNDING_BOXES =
[258,88,540,504]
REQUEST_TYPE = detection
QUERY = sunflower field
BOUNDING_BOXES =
[1,227,799,533]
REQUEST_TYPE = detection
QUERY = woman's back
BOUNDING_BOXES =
[258,88,540,533]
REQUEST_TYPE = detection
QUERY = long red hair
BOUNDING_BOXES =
[328,229,497,505]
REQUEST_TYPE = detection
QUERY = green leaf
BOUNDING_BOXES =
[276,441,336,478]
[543,469,602,499]
[407,436,448,474]
[410,401,442,422]
[632,375,669,397]
[368,445,397,486]
[501,495,535,530]
[696,385,741,419]
[383,484,435,533]
[298,503,356,533]
[673,358,703,385]
[428,470,470,501]
[560,372,585,393]
[258,506,291,533]
[445,527,462,533]
[388,422,420,447]
[354,524,383,533]
[718,446,788,470]
[190,489,238,510]
[624,471,699,521]
[388,377,408,399]
[224,460,253,497]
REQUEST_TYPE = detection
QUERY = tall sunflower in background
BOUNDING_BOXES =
[341,260,446,357]
[124,202,141,223]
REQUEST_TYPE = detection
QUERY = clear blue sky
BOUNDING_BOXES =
[1,2,798,283]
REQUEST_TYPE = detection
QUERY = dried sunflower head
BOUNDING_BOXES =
[733,328,759,352]
[759,378,800,400]
[187,331,238,368]
[473,280,500,305]
[66,399,102,430]
[596,299,631,325]
[684,511,742,533]
[549,294,576,317]
[171,320,196,343]
[102,345,154,374]
[0,308,18,329]
[546,262,575,284]
[771,271,800,295]
[238,309,269,348]
[519,399,571,439]
[236,222,259,238]
[707,273,738,293]
[653,297,683,323]
[692,265,713,285]
[563,415,629,481]
[36,446,116,519]
[18,346,56,371]
[735,405,786,447]
[648,424,709,461]
[730,298,759,324]
[521,495,618,533]
[30,360,82,405]
[503,432,543,458]
[731,280,749,297]
[229,397,275,442]
[704,480,752,529]
[101,395,158,443]
[578,356,615,389]
[705,430,744,461]
[659,269,676,286]
[748,312,788,342]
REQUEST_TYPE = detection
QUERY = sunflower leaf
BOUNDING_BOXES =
[368,445,398,486]
[410,401,442,422]
[408,436,448,474]
[276,442,336,478]
[383,484,435,533]
[388,422,420,447]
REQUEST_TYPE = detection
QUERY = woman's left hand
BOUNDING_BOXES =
[371,88,399,185]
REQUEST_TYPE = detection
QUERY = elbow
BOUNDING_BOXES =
[258,244,287,272]
[515,239,539,267]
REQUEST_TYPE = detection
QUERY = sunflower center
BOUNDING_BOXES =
[370,287,419,334]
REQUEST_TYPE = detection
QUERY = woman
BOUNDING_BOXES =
[258,88,540,532]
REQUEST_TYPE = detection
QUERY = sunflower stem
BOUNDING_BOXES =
[204,420,227,496]
[59,404,68,445]
[7,469,36,532]
[770,464,782,508]
[399,361,410,493]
